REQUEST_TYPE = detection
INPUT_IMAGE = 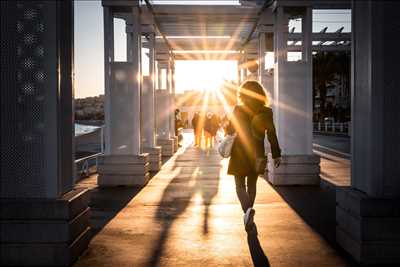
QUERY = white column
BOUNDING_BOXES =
[268,5,319,185]
[274,6,287,63]
[168,59,176,137]
[258,31,266,82]
[142,32,156,148]
[103,6,114,155]
[336,2,400,264]
[260,29,275,101]
[98,4,150,186]
[157,61,162,90]
[302,6,313,156]
[156,61,170,139]
[155,60,175,156]
[141,32,162,171]
[243,50,248,80]
[237,58,242,84]
[117,8,141,155]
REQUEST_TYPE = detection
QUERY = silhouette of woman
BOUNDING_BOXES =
[225,80,281,232]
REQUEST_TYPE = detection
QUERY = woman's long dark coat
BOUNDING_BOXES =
[226,105,281,176]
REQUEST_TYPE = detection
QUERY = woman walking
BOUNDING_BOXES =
[225,80,281,232]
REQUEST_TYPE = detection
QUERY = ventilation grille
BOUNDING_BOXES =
[1,1,47,198]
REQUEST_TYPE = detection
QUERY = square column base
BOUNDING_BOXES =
[157,138,175,157]
[143,146,162,172]
[0,189,91,266]
[336,188,400,265]
[97,154,150,186]
[267,154,320,185]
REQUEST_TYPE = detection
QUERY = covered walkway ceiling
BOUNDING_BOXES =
[150,5,259,37]
[139,0,351,60]
[141,3,261,58]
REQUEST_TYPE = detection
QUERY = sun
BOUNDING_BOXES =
[174,60,238,93]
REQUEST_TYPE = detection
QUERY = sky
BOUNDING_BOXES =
[74,0,350,98]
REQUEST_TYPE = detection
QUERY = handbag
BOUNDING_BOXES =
[255,157,267,174]
[217,134,236,158]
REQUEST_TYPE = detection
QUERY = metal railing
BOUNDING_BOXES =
[75,152,103,181]
[74,126,105,181]
[313,122,350,136]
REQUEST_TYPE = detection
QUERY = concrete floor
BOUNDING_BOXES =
[313,134,350,156]
[74,137,356,267]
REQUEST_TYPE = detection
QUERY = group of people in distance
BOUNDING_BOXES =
[191,111,227,148]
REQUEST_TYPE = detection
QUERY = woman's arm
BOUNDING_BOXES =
[251,110,281,159]
[224,107,238,135]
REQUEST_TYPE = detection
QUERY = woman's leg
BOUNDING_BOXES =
[234,175,251,213]
[205,131,211,148]
[246,173,259,208]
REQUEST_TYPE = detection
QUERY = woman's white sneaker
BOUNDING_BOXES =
[244,208,255,230]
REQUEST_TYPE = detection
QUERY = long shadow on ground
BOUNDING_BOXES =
[83,169,164,240]
[146,148,221,267]
[87,185,144,239]
[272,184,358,266]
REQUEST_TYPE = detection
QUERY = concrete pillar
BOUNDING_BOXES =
[169,59,178,152]
[243,50,248,80]
[0,1,90,265]
[257,25,274,100]
[98,2,150,186]
[336,1,400,264]
[142,32,161,172]
[237,58,242,84]
[155,61,174,157]
[157,61,162,90]
[167,59,173,136]
[258,31,266,82]
[268,5,320,185]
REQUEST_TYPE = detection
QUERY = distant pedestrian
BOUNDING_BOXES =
[192,112,201,146]
[204,112,214,148]
[210,114,220,143]
[175,109,183,134]
[225,80,281,232]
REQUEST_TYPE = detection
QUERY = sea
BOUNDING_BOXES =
[75,123,102,136]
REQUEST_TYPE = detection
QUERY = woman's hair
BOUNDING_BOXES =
[238,80,269,108]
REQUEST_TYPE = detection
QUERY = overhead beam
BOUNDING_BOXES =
[272,0,350,10]
[239,0,274,50]
[289,32,351,42]
[153,33,351,52]
[288,44,350,52]
[143,0,174,59]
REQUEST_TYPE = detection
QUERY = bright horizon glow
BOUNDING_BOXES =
[159,36,231,39]
[173,50,238,54]
[175,60,237,93]
[151,1,240,5]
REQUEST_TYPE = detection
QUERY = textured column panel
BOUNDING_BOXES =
[1,0,74,198]
[1,1,47,198]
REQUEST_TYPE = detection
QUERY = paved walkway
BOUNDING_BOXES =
[74,140,354,267]
[317,150,350,187]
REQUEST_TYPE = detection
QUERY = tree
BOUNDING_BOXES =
[313,52,339,121]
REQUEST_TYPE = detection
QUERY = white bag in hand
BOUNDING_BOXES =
[217,134,236,158]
